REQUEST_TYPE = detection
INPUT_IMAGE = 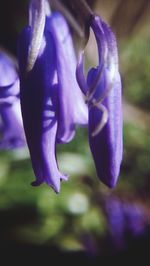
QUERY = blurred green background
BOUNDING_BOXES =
[0,0,150,264]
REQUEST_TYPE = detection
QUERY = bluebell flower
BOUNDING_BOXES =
[18,0,87,192]
[0,50,26,149]
[105,197,125,249]
[48,12,88,143]
[76,15,123,188]
[105,197,147,250]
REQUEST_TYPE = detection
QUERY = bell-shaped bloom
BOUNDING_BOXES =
[18,27,67,193]
[18,0,87,192]
[48,13,88,143]
[76,15,123,188]
[0,51,26,149]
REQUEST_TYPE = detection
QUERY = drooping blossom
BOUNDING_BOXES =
[76,14,123,188]
[18,0,87,192]
[0,50,26,149]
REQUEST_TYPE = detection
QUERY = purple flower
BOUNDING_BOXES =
[105,197,147,250]
[18,0,87,192]
[123,202,146,237]
[105,197,125,249]
[76,15,123,188]
[0,51,26,149]
[48,12,88,143]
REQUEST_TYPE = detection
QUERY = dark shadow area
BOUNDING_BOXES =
[1,236,150,266]
[0,205,150,265]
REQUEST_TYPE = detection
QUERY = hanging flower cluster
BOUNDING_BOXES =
[0,0,123,193]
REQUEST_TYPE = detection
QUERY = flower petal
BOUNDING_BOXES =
[0,51,18,86]
[89,71,122,188]
[76,51,89,95]
[0,51,26,149]
[0,99,26,149]
[18,26,67,193]
[88,16,123,188]
[48,12,88,143]
[90,15,108,69]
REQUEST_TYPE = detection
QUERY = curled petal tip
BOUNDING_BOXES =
[46,173,69,193]
[31,180,43,187]
[31,177,61,193]
[60,174,69,181]
[51,183,61,194]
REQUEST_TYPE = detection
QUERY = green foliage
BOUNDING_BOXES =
[0,117,149,251]
[121,33,150,110]
[121,123,150,194]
